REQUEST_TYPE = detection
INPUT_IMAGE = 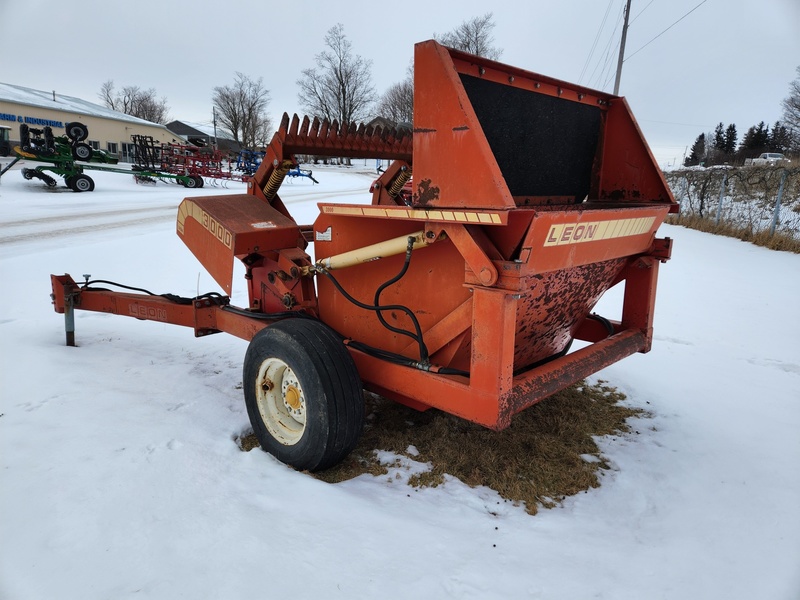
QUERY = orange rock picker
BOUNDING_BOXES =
[51,41,676,471]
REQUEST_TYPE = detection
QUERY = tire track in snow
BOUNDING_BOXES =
[1,214,176,245]
[1,205,177,228]
[1,184,371,248]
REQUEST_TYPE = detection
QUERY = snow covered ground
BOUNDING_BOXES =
[1,162,798,599]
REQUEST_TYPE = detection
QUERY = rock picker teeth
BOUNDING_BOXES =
[51,40,676,472]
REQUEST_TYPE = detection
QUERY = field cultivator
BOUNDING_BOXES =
[287,164,319,184]
[235,149,265,176]
[50,41,676,471]
[132,135,245,185]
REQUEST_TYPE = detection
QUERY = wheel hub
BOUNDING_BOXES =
[284,385,302,410]
[255,358,306,445]
[281,371,305,417]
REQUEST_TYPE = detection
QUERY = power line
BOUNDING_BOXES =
[579,0,616,83]
[595,38,621,90]
[624,0,708,62]
[630,0,656,24]
[589,3,625,89]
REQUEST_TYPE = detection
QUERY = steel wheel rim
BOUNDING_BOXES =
[75,178,91,192]
[255,358,306,445]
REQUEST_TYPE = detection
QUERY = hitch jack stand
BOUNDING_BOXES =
[64,293,76,347]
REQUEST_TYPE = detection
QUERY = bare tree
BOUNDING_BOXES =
[376,80,414,124]
[297,23,377,126]
[212,72,272,149]
[99,80,117,110]
[782,66,800,152]
[434,13,503,60]
[377,12,502,125]
[98,80,170,124]
[377,63,414,124]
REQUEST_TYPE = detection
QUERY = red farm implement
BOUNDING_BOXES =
[131,135,241,184]
[51,40,675,471]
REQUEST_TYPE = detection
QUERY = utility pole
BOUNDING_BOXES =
[212,106,218,149]
[613,0,632,95]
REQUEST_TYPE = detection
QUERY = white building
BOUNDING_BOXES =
[0,83,183,162]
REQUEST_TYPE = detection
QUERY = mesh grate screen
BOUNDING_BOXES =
[460,74,602,201]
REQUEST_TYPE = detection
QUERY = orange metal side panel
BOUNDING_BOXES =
[412,40,515,209]
[599,98,678,210]
[314,211,472,360]
[518,206,669,274]
[177,194,305,294]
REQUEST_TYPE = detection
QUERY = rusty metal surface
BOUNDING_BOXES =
[513,258,627,367]
[501,329,647,425]
[279,113,412,162]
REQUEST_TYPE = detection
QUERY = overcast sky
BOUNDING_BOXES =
[2,0,798,167]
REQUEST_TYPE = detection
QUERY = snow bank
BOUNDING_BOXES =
[1,162,798,599]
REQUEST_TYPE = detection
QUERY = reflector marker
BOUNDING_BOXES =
[320,205,505,224]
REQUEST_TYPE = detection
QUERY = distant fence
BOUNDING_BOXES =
[663,166,800,240]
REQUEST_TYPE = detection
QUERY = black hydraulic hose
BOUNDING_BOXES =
[344,339,468,377]
[81,279,223,305]
[587,312,615,336]
[80,277,463,376]
[316,266,430,364]
[373,237,421,347]
[221,305,314,321]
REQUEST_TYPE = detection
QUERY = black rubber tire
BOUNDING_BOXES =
[70,174,95,192]
[243,319,364,472]
[193,175,205,188]
[20,124,30,151]
[181,176,198,188]
[43,127,55,154]
[22,168,34,180]
[72,143,92,161]
[64,175,76,189]
[65,122,89,142]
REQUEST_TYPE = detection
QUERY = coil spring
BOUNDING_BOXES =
[387,166,412,198]
[262,160,293,200]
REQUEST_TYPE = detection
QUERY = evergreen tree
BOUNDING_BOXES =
[684,133,706,166]
[713,122,726,150]
[723,124,737,154]
[768,121,790,153]
[740,121,770,152]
